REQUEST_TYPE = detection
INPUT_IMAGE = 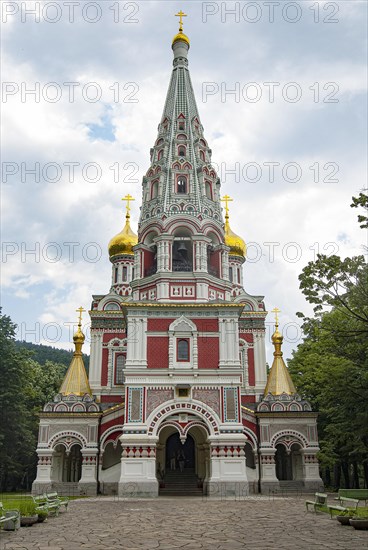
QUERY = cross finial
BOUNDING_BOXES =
[221,195,233,218]
[76,306,86,326]
[122,194,135,216]
[175,10,187,32]
[271,307,281,327]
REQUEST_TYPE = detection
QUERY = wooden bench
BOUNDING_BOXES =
[338,489,368,504]
[305,492,328,512]
[46,492,69,512]
[328,496,359,518]
[0,502,20,531]
[32,494,60,516]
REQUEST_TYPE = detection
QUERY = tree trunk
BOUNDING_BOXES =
[363,461,368,489]
[341,461,350,488]
[352,462,360,489]
[334,462,341,490]
[325,466,331,487]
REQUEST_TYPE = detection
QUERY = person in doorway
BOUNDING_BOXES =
[178,450,185,473]
[170,451,176,471]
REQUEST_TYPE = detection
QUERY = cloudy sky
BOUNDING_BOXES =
[2,0,367,360]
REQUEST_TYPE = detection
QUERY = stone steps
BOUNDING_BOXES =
[160,468,203,497]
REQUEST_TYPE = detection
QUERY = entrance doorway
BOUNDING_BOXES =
[166,432,195,471]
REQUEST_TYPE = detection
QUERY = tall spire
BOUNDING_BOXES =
[139,11,223,231]
[59,307,91,397]
[264,308,297,396]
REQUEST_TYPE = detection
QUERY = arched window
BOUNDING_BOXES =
[151,180,159,199]
[177,339,189,361]
[178,145,186,157]
[200,139,206,147]
[177,134,187,141]
[104,302,120,311]
[205,181,212,199]
[177,176,187,194]
[156,138,164,146]
[178,121,185,131]
[157,149,163,161]
[200,150,206,162]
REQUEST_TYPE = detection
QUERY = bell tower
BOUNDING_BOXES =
[131,13,232,303]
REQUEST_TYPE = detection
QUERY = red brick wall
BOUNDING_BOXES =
[147,336,169,368]
[240,332,253,344]
[194,319,218,332]
[147,319,174,331]
[101,348,109,386]
[103,332,126,343]
[198,336,219,368]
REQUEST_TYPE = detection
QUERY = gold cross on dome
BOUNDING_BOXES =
[221,195,233,217]
[271,307,281,326]
[122,194,135,215]
[175,10,187,31]
[76,306,86,326]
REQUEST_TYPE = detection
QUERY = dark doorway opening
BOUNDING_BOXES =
[275,444,292,481]
[166,432,195,470]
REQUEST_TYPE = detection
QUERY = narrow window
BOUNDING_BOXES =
[114,267,118,283]
[177,339,189,361]
[115,354,125,384]
[229,266,233,282]
[177,176,187,194]
[205,181,212,199]
[157,149,163,161]
[200,150,205,162]
[178,146,186,157]
[151,180,159,199]
[122,266,128,282]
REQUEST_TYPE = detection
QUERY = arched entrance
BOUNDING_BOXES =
[157,422,210,496]
[52,444,82,482]
[275,443,303,481]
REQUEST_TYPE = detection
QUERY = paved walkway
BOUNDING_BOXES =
[1,496,367,550]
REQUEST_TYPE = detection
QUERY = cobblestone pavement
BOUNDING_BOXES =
[1,496,367,550]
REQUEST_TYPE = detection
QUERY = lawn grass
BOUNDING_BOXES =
[0,493,85,505]
[314,504,368,517]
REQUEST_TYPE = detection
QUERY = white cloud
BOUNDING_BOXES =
[1,1,367,357]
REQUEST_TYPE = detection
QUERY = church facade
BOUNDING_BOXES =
[32,17,323,497]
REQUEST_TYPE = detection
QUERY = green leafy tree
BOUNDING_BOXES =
[289,195,368,489]
[351,191,368,229]
[0,310,67,491]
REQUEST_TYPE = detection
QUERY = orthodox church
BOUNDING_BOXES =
[32,14,322,497]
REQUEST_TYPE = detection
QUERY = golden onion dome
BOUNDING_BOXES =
[73,325,85,346]
[172,31,190,47]
[224,218,246,258]
[271,327,283,345]
[108,213,138,259]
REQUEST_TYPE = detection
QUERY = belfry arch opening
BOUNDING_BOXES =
[172,228,193,272]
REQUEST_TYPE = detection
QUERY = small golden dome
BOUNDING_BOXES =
[172,31,190,46]
[224,220,246,258]
[271,327,283,345]
[73,326,85,346]
[108,214,138,258]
